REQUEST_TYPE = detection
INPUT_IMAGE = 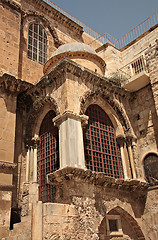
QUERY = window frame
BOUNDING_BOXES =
[106,215,123,236]
[27,22,48,65]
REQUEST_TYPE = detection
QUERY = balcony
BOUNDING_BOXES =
[119,56,150,92]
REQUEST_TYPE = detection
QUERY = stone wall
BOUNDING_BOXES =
[0,1,21,78]
[123,85,158,180]
[0,191,12,239]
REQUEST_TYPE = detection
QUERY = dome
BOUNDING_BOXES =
[44,42,106,75]
[51,42,96,57]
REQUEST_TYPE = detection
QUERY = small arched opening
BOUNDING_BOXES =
[144,152,158,185]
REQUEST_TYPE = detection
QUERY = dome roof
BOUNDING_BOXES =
[44,42,106,75]
[52,42,96,57]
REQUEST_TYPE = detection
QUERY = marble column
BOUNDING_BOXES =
[126,136,136,179]
[26,146,30,182]
[53,111,88,169]
[117,136,129,179]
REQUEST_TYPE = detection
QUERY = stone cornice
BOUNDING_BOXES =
[22,0,83,36]
[0,74,31,95]
[0,184,15,191]
[1,0,83,36]
[0,161,17,174]
[39,58,130,99]
[44,51,106,74]
[0,0,21,12]
[47,167,148,194]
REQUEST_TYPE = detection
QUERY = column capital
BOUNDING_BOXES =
[116,135,125,147]
[53,111,89,127]
[126,135,137,146]
[32,137,40,149]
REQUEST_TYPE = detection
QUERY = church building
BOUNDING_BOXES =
[0,0,158,239]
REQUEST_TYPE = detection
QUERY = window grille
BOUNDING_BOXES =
[27,23,48,65]
[37,111,59,202]
[84,104,123,178]
[131,56,145,75]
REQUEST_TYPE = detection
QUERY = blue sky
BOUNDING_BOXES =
[47,0,158,39]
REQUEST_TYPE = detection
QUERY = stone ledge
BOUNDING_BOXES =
[47,167,148,193]
[0,74,31,94]
[0,184,15,191]
[0,161,17,174]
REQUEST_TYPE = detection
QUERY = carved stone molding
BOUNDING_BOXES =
[47,167,148,194]
[23,0,83,36]
[0,184,15,191]
[0,74,30,95]
[53,111,89,127]
[22,11,63,48]
[0,161,17,174]
[80,90,132,135]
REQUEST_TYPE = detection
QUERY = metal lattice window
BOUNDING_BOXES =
[37,111,59,202]
[83,105,124,178]
[27,23,48,65]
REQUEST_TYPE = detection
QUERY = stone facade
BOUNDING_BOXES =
[0,0,158,239]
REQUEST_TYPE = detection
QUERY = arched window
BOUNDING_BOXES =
[27,23,47,65]
[144,153,158,185]
[37,111,59,202]
[83,104,124,178]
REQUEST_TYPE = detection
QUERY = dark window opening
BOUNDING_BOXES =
[83,104,124,178]
[144,153,158,186]
[109,219,118,232]
[10,208,21,230]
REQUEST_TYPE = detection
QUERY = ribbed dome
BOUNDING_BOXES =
[52,42,96,57]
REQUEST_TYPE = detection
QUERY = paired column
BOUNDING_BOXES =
[117,135,137,179]
[25,138,39,183]
[53,111,88,169]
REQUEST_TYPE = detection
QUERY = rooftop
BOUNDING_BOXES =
[43,0,158,50]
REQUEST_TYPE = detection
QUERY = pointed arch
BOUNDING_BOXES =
[98,206,145,240]
[37,110,59,202]
[25,96,59,143]
[83,104,124,178]
[143,152,158,185]
[80,90,134,137]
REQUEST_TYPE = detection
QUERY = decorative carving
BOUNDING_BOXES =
[0,74,30,95]
[0,161,17,174]
[23,0,83,36]
[53,111,89,127]
[22,11,63,48]
[80,89,131,136]
[47,167,148,194]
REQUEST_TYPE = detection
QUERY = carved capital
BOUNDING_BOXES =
[53,111,89,128]
[116,135,125,147]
